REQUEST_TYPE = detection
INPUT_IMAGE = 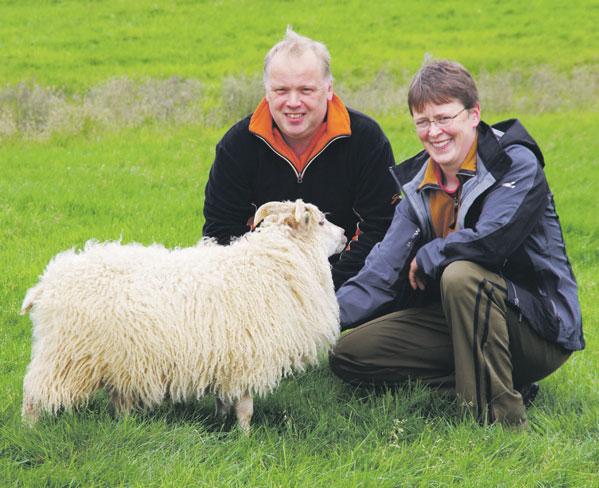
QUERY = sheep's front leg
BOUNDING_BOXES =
[234,392,253,434]
[21,394,41,426]
[215,397,233,420]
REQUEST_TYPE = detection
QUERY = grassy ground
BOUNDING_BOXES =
[1,0,597,89]
[1,1,598,486]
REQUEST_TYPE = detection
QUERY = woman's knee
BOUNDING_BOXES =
[441,261,480,292]
[329,330,372,379]
[440,261,505,302]
[329,350,368,386]
[328,318,403,385]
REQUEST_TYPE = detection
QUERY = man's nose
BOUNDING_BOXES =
[286,91,301,107]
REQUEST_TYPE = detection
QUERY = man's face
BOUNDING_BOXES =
[265,50,333,149]
[412,99,480,173]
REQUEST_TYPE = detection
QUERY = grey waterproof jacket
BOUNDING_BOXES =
[337,119,584,351]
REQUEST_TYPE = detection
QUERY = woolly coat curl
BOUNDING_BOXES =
[21,199,346,431]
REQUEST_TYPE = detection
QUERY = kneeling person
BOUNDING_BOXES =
[203,27,396,289]
[331,60,584,428]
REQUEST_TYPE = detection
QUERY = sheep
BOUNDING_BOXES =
[20,199,346,432]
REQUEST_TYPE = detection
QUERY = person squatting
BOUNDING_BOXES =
[330,60,584,429]
[201,28,584,429]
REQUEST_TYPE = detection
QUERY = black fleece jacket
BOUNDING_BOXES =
[202,107,397,289]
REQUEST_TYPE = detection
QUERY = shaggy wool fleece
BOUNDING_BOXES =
[21,200,346,425]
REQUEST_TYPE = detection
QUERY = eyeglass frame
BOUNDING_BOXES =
[413,107,469,132]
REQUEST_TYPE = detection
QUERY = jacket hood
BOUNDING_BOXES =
[492,119,545,167]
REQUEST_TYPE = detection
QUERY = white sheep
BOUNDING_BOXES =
[20,199,346,432]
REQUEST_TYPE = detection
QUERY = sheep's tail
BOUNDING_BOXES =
[20,284,42,315]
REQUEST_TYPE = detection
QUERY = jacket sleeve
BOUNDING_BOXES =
[202,132,257,244]
[336,199,422,329]
[416,145,549,282]
[332,128,396,289]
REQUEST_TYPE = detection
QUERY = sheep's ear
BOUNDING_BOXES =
[293,199,313,227]
[294,199,305,224]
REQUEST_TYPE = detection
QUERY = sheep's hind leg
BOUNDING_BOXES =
[215,397,233,420]
[234,393,254,435]
[21,356,91,426]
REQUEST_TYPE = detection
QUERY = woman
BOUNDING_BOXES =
[330,60,584,428]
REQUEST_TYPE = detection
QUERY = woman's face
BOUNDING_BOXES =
[412,100,480,173]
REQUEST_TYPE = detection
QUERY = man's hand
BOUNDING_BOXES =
[409,258,426,291]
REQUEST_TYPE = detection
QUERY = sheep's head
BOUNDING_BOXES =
[254,199,346,257]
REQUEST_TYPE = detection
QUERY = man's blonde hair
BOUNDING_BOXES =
[263,26,332,86]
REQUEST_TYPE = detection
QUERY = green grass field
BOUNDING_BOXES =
[1,1,598,486]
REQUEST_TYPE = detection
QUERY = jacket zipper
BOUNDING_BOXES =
[451,191,460,231]
[508,279,523,322]
[255,134,349,183]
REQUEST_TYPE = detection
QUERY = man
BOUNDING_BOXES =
[330,60,584,428]
[203,28,396,289]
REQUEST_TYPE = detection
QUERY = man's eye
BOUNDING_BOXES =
[302,88,314,94]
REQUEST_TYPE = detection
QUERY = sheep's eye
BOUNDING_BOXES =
[318,221,325,226]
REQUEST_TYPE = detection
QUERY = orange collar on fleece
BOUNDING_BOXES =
[248,94,351,173]
[418,137,478,192]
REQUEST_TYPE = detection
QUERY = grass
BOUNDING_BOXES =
[2,114,597,487]
[2,65,597,139]
[1,0,598,486]
[1,369,597,485]
[1,0,597,90]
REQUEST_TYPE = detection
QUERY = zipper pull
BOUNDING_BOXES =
[297,174,303,184]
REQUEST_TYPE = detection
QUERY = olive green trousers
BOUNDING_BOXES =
[330,261,570,427]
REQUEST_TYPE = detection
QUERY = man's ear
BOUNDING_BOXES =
[326,80,334,101]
